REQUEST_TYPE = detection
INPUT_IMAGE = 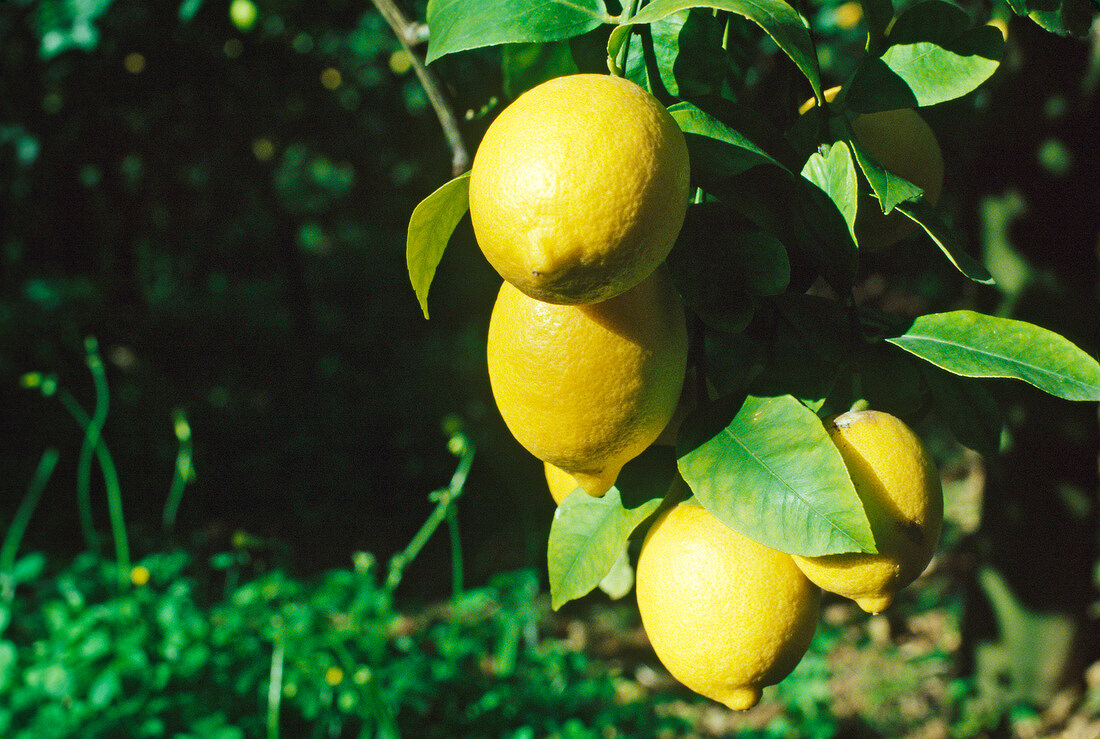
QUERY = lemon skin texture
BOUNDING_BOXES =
[804,87,944,251]
[792,410,944,614]
[636,500,821,711]
[487,269,688,496]
[469,73,691,305]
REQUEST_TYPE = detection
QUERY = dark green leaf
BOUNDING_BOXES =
[677,394,876,556]
[848,132,925,215]
[426,0,611,63]
[858,344,929,420]
[715,167,859,293]
[502,41,580,99]
[921,365,1003,458]
[610,0,823,99]
[749,295,853,403]
[547,487,661,609]
[623,9,731,99]
[801,141,859,242]
[862,0,896,49]
[669,102,782,178]
[1027,0,1098,37]
[896,200,995,284]
[406,173,470,319]
[668,202,789,332]
[886,311,1100,401]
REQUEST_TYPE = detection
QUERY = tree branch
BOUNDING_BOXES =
[371,0,470,177]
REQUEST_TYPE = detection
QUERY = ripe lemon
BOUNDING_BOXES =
[791,410,943,614]
[636,499,821,710]
[487,268,687,496]
[803,86,944,250]
[544,461,581,505]
[469,74,691,305]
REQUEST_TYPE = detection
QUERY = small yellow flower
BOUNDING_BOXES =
[130,566,151,587]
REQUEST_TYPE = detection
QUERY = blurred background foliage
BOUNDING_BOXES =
[0,0,1098,735]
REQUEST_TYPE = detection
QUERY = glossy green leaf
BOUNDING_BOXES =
[921,364,1003,458]
[406,173,470,319]
[623,9,731,99]
[896,200,995,284]
[611,0,823,99]
[547,487,661,609]
[801,141,858,242]
[1027,0,1097,37]
[669,102,781,178]
[848,134,925,215]
[886,311,1100,401]
[426,0,611,63]
[677,394,876,556]
[846,1,1003,113]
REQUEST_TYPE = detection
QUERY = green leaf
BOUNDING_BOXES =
[886,311,1100,401]
[426,0,611,63]
[611,0,823,99]
[669,102,782,177]
[668,202,789,332]
[1027,0,1098,37]
[920,364,1003,458]
[623,9,731,99]
[895,200,995,284]
[748,295,853,404]
[547,487,661,609]
[801,141,858,242]
[847,133,925,215]
[405,173,470,319]
[845,1,1003,113]
[502,41,580,99]
[677,394,876,556]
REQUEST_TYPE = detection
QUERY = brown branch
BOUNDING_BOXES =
[371,0,470,177]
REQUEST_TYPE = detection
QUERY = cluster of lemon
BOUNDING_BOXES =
[468,74,944,711]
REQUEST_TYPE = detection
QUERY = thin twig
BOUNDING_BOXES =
[371,0,470,177]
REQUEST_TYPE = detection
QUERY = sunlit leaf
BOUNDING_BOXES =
[427,0,611,63]
[677,394,876,556]
[547,487,661,609]
[406,173,470,319]
[611,0,823,99]
[801,141,858,242]
[886,311,1100,401]
[896,200,995,284]
[847,134,924,215]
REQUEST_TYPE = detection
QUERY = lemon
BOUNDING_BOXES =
[636,499,821,710]
[469,74,691,305]
[544,461,582,505]
[803,86,944,250]
[792,410,943,614]
[487,268,687,496]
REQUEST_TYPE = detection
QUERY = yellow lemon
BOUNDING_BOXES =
[544,461,582,505]
[469,74,691,305]
[636,499,821,710]
[487,268,687,496]
[792,410,943,614]
[803,86,944,250]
